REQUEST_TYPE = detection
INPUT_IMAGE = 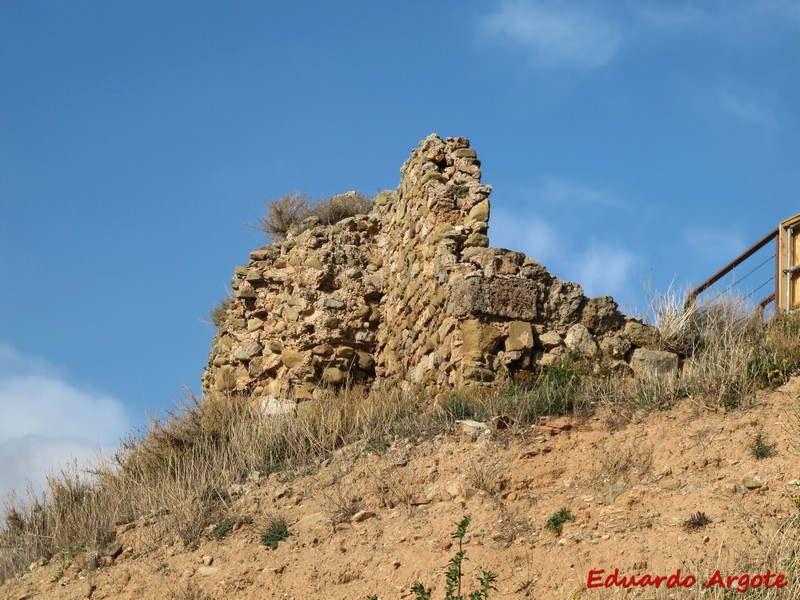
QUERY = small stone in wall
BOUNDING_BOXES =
[317,298,346,309]
[467,199,490,223]
[311,344,333,356]
[247,318,264,332]
[600,335,632,359]
[233,341,262,361]
[538,330,563,350]
[624,319,660,347]
[356,351,375,370]
[505,321,534,352]
[336,346,356,359]
[322,367,346,385]
[564,324,598,358]
[460,319,503,355]
[280,349,305,368]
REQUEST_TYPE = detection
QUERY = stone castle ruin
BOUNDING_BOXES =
[203,134,677,410]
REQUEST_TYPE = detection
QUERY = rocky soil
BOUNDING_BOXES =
[5,380,800,600]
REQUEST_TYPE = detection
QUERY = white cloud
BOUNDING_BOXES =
[567,243,638,299]
[0,343,129,500]
[719,92,777,129]
[490,207,558,262]
[481,0,621,68]
[490,201,638,301]
[0,436,108,501]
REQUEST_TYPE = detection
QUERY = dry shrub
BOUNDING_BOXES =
[644,289,793,410]
[258,193,312,241]
[368,462,415,513]
[209,296,231,328]
[258,192,372,241]
[0,464,120,583]
[312,192,372,225]
[169,580,212,600]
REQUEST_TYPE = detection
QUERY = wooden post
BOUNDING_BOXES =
[777,214,800,313]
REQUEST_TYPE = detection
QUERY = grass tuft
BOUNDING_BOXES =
[260,515,290,550]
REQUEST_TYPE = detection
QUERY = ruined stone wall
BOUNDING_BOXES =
[203,134,675,409]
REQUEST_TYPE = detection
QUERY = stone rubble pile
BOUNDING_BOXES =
[202,134,678,409]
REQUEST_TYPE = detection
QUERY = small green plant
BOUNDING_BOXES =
[371,516,497,599]
[210,516,237,540]
[504,355,581,423]
[750,430,777,460]
[545,507,575,536]
[260,515,290,550]
[416,516,497,600]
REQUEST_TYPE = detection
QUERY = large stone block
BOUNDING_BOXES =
[624,320,660,347]
[447,277,539,320]
[580,296,625,335]
[629,348,679,378]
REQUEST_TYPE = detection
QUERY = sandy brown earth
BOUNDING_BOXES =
[5,379,800,600]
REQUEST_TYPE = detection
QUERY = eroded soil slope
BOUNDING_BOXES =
[6,380,800,600]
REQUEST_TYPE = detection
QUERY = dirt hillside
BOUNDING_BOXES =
[5,380,800,600]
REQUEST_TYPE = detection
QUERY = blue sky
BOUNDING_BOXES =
[1,0,798,497]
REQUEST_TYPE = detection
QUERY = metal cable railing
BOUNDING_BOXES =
[685,229,778,312]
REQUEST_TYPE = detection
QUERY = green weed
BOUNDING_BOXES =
[545,507,576,536]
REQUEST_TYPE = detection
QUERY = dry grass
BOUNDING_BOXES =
[2,291,800,588]
[463,455,506,497]
[585,513,800,599]
[258,193,312,241]
[258,192,372,241]
[638,289,799,412]
[591,441,654,485]
[323,475,365,525]
[313,192,372,225]
[0,386,420,583]
[643,281,698,354]
[681,297,764,409]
